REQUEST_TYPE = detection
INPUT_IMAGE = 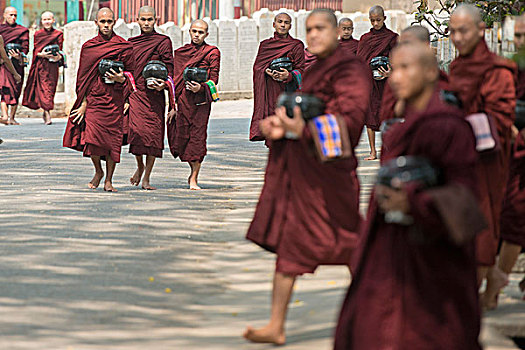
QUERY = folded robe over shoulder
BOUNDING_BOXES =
[62,32,135,163]
[22,28,63,111]
[167,42,220,163]
[449,39,517,266]
[500,67,525,248]
[128,31,174,158]
[339,37,358,55]
[335,91,482,350]
[0,23,29,105]
[250,33,305,141]
[246,45,371,276]
[357,25,398,131]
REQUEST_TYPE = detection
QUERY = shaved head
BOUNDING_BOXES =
[307,8,337,28]
[138,6,156,17]
[4,6,16,14]
[4,6,17,25]
[96,7,115,20]
[451,4,483,25]
[400,25,430,44]
[41,11,54,18]
[394,42,437,71]
[191,19,208,32]
[369,5,385,17]
[274,12,292,22]
[339,17,353,26]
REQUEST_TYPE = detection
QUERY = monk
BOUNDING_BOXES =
[250,12,305,141]
[0,36,22,144]
[338,18,358,54]
[244,9,371,345]
[335,42,482,350]
[380,25,450,123]
[357,5,398,160]
[167,20,220,190]
[0,7,29,125]
[63,8,136,192]
[485,14,525,308]
[22,11,63,125]
[448,4,516,306]
[128,6,174,190]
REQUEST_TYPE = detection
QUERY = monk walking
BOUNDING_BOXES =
[335,42,483,350]
[0,6,29,125]
[357,5,398,160]
[485,14,525,308]
[22,11,63,125]
[338,18,358,55]
[167,20,220,190]
[448,4,516,306]
[244,9,371,345]
[0,35,21,144]
[63,8,136,192]
[128,6,174,190]
[250,12,305,141]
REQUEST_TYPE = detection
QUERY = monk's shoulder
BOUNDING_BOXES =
[17,24,29,34]
[34,29,46,38]
[259,37,274,47]
[175,43,192,54]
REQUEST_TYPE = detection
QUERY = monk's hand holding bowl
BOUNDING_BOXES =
[378,65,392,79]
[375,184,410,214]
[186,81,202,93]
[273,68,290,82]
[8,49,21,61]
[260,114,285,140]
[106,68,126,84]
[277,105,305,139]
[152,78,166,92]
[70,100,87,124]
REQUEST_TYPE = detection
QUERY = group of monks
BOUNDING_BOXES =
[244,5,525,349]
[61,7,220,191]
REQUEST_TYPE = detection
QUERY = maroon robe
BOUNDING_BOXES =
[304,48,317,71]
[0,23,29,105]
[335,90,481,350]
[128,31,174,158]
[339,37,358,55]
[500,68,525,248]
[22,28,63,111]
[449,40,517,266]
[250,33,305,141]
[167,42,220,162]
[246,45,371,276]
[380,70,450,123]
[63,32,135,163]
[357,25,398,131]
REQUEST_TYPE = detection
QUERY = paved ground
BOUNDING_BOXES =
[0,99,523,349]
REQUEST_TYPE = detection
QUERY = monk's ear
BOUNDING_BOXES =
[205,31,209,39]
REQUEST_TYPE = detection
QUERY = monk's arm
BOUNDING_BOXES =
[58,32,64,50]
[205,49,221,85]
[159,38,174,78]
[0,37,19,78]
[284,42,306,84]
[480,68,516,135]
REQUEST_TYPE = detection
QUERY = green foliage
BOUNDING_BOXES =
[413,0,525,37]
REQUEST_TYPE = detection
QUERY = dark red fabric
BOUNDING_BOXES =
[62,32,135,163]
[357,26,398,131]
[128,31,173,157]
[380,70,449,122]
[339,37,358,55]
[167,42,220,162]
[22,28,63,111]
[0,23,29,105]
[250,33,305,141]
[449,39,517,266]
[335,90,481,350]
[246,45,371,275]
[304,48,317,71]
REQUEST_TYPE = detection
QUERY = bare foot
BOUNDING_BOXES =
[482,267,508,311]
[243,325,286,345]
[188,176,201,190]
[0,118,7,125]
[104,181,118,192]
[141,180,157,190]
[8,119,20,125]
[88,171,104,189]
[130,167,144,186]
[364,154,377,161]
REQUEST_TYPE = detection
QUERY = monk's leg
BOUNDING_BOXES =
[243,271,295,345]
[8,104,19,125]
[131,155,144,186]
[88,156,104,189]
[104,157,118,192]
[188,161,202,190]
[43,110,52,125]
[364,127,377,160]
[142,155,157,190]
[0,101,8,124]
[498,241,522,274]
